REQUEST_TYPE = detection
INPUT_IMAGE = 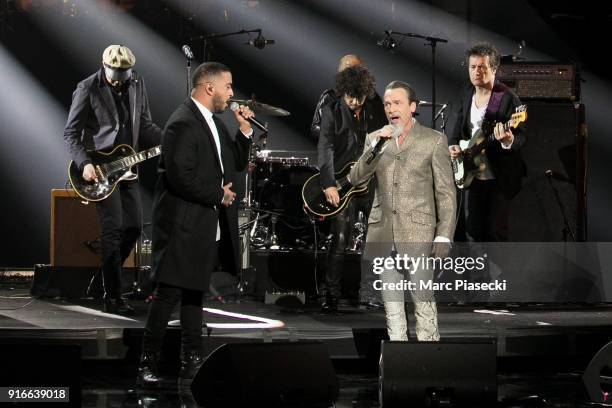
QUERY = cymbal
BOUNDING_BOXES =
[228,99,290,116]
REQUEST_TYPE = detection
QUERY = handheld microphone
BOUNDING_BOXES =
[182,45,194,60]
[366,124,401,164]
[230,102,268,132]
[433,103,448,122]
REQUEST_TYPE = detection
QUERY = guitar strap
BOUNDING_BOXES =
[468,85,506,182]
[483,87,505,124]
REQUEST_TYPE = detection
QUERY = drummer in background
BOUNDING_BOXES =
[317,65,387,313]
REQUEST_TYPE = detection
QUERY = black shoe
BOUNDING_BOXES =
[360,300,384,310]
[321,295,338,314]
[103,297,135,316]
[178,353,204,387]
[86,286,104,300]
[136,353,163,388]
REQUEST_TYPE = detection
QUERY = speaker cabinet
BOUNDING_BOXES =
[50,189,134,267]
[191,342,339,408]
[583,341,612,403]
[509,103,586,241]
[379,339,497,407]
[248,249,361,298]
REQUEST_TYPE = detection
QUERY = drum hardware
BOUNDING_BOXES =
[243,136,327,251]
[242,206,311,250]
[348,211,366,252]
[242,207,274,249]
[269,214,279,249]
[237,121,273,296]
[250,224,269,248]
[128,236,153,300]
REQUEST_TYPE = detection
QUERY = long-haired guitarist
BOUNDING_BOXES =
[62,45,162,315]
[449,42,526,242]
[317,63,387,312]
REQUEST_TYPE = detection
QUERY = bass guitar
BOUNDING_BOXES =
[453,105,527,189]
[302,161,370,218]
[68,144,161,202]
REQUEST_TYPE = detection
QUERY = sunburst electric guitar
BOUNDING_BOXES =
[453,105,527,189]
[68,144,161,202]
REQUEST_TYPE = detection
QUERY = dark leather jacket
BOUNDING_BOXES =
[317,96,387,189]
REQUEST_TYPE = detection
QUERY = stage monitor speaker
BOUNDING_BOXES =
[191,342,339,408]
[583,341,612,403]
[508,102,586,241]
[50,189,135,267]
[379,339,497,407]
[0,344,81,408]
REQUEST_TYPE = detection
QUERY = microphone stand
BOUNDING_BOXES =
[185,56,192,97]
[546,174,576,242]
[383,31,448,128]
[191,28,264,62]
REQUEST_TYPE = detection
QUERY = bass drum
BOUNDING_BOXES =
[257,165,319,248]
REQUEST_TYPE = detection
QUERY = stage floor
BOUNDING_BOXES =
[1,287,611,407]
[1,288,612,359]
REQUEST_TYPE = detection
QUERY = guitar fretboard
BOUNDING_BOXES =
[105,146,162,174]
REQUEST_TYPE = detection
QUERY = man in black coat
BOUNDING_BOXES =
[137,62,253,387]
[63,44,162,315]
[449,42,526,242]
[317,65,387,312]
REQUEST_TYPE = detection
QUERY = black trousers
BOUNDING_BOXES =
[95,180,142,298]
[325,191,373,299]
[142,283,205,356]
[466,179,511,242]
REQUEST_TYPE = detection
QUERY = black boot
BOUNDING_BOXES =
[103,296,135,316]
[321,293,338,313]
[178,353,204,387]
[136,352,163,388]
[321,252,343,313]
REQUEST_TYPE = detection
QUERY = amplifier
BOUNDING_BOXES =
[50,189,135,267]
[497,62,579,101]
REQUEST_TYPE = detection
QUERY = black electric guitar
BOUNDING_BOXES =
[453,105,527,189]
[68,144,161,202]
[302,161,370,218]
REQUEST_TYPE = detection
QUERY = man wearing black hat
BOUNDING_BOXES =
[63,44,162,315]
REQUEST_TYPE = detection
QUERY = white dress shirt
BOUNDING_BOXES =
[191,98,253,241]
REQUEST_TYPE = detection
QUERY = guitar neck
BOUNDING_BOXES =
[106,145,161,173]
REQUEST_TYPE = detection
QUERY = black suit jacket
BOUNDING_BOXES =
[63,69,162,168]
[449,81,527,199]
[151,99,251,291]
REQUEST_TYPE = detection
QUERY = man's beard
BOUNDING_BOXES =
[212,94,226,114]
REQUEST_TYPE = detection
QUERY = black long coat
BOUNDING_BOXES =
[151,99,251,291]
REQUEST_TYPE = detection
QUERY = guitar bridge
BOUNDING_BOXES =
[95,165,106,181]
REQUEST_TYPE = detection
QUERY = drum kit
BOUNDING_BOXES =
[235,99,328,253]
